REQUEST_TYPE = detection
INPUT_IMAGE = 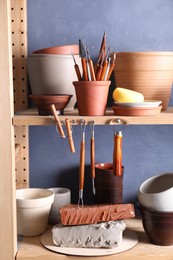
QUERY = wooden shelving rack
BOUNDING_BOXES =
[1,0,173,259]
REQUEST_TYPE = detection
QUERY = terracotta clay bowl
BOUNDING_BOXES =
[112,106,162,116]
[139,205,173,246]
[29,94,72,116]
[32,44,79,55]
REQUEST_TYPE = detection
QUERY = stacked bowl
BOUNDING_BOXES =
[28,44,81,112]
[113,52,173,111]
[138,173,173,245]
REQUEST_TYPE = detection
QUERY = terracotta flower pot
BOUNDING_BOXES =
[114,52,173,110]
[32,44,79,55]
[73,81,111,116]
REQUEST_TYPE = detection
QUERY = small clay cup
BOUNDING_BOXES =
[95,163,124,204]
[73,81,111,116]
[139,205,173,246]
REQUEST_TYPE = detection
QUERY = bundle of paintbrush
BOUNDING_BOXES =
[72,32,116,82]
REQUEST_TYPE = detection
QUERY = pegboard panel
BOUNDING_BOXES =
[11,0,28,112]
[15,126,29,188]
[11,0,29,188]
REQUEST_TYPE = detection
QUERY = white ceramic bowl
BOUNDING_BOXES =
[138,173,173,212]
[16,188,54,236]
[28,54,81,111]
[48,187,71,225]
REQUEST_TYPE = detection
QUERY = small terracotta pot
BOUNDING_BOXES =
[95,163,124,204]
[73,81,111,116]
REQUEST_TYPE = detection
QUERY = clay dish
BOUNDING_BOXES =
[112,106,162,116]
[29,94,72,116]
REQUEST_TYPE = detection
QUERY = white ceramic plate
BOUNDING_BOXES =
[114,100,162,108]
[40,228,138,256]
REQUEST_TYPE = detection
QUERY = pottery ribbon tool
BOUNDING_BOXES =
[65,118,75,153]
[86,47,96,81]
[78,120,86,207]
[113,130,123,176]
[79,39,88,80]
[100,47,110,80]
[96,51,104,80]
[51,104,66,138]
[90,121,96,195]
[106,53,116,80]
[71,51,82,81]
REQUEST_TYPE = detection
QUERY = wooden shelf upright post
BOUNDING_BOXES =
[0,0,17,259]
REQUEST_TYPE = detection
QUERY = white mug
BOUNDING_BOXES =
[48,187,71,225]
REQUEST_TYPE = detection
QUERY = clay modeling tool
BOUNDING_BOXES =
[86,47,96,81]
[71,51,82,81]
[85,46,92,81]
[78,120,86,207]
[113,130,123,176]
[90,121,96,195]
[79,39,88,80]
[104,56,111,80]
[100,47,110,81]
[65,118,75,153]
[51,104,66,138]
[96,51,104,80]
[97,32,106,65]
[106,53,116,80]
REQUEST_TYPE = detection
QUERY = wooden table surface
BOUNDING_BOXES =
[16,218,173,260]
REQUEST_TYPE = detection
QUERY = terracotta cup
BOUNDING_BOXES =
[95,163,124,204]
[73,81,111,116]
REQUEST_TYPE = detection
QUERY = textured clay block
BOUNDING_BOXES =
[60,203,135,226]
[52,220,126,248]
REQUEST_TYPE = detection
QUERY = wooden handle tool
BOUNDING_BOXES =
[113,131,123,176]
[89,58,96,80]
[71,51,82,81]
[81,57,88,81]
[51,104,65,138]
[106,53,116,80]
[65,118,75,153]
[78,120,86,207]
[90,121,96,195]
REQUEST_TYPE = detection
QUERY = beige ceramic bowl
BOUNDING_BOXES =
[138,173,173,212]
[16,188,54,236]
[28,54,81,111]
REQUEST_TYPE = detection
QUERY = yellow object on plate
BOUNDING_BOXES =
[113,87,144,103]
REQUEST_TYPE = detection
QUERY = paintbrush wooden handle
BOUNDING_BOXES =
[106,62,115,80]
[89,59,96,81]
[74,64,82,81]
[90,137,95,179]
[51,104,65,138]
[65,118,75,153]
[100,60,108,81]
[113,131,122,176]
[96,65,103,80]
[79,140,85,190]
[81,58,88,80]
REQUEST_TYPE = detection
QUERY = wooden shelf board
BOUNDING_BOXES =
[16,218,173,260]
[13,107,173,126]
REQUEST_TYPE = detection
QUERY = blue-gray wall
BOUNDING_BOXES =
[28,0,173,205]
